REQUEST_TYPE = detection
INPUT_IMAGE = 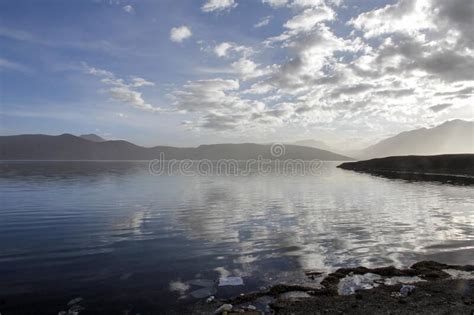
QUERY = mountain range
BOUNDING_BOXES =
[288,139,335,152]
[356,119,473,159]
[0,120,472,161]
[0,134,351,161]
[289,120,473,159]
[79,134,106,142]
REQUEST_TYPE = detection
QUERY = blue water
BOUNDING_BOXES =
[0,161,473,308]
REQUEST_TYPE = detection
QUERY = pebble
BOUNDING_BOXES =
[214,303,233,314]
[399,285,416,297]
[206,295,215,303]
[218,277,244,286]
[67,297,83,306]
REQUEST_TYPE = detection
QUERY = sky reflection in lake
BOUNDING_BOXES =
[0,161,473,306]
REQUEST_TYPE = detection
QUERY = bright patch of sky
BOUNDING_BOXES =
[1,0,472,147]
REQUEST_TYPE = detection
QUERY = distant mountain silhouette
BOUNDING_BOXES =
[0,134,353,161]
[289,139,335,152]
[358,120,474,159]
[80,134,106,142]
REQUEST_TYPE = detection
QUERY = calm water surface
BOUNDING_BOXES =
[0,161,473,308]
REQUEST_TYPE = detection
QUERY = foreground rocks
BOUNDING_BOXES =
[0,261,472,314]
[191,261,474,314]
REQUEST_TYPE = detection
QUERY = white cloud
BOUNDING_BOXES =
[83,63,165,113]
[290,0,327,8]
[201,0,238,13]
[244,81,275,94]
[231,58,270,80]
[131,77,155,87]
[214,42,233,57]
[349,0,434,38]
[347,0,474,83]
[254,16,272,28]
[108,86,157,112]
[262,0,288,8]
[263,0,337,9]
[210,43,269,80]
[213,42,252,58]
[283,6,335,31]
[173,79,241,112]
[170,26,192,43]
[0,58,31,73]
[122,5,134,13]
[171,78,282,131]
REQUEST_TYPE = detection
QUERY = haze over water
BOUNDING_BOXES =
[0,161,473,308]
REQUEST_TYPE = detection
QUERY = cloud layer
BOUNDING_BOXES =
[167,0,473,138]
[77,0,473,144]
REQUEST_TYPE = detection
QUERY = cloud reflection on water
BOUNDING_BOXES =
[0,161,473,296]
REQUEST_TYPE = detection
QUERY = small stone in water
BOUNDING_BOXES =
[67,297,83,306]
[384,276,424,286]
[68,304,85,315]
[218,277,244,286]
[206,295,215,303]
[214,303,233,314]
[337,273,382,295]
[400,284,416,297]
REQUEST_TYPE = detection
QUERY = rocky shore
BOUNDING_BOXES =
[1,261,472,314]
[191,261,474,315]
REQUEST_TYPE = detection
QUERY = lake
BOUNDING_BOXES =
[0,161,473,311]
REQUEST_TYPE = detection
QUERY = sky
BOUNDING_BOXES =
[0,0,473,148]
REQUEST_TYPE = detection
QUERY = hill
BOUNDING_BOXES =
[289,139,335,152]
[79,134,106,142]
[358,120,474,159]
[0,134,353,161]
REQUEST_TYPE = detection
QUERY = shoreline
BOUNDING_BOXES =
[191,261,474,314]
[0,261,472,314]
[338,154,474,185]
[339,168,474,185]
